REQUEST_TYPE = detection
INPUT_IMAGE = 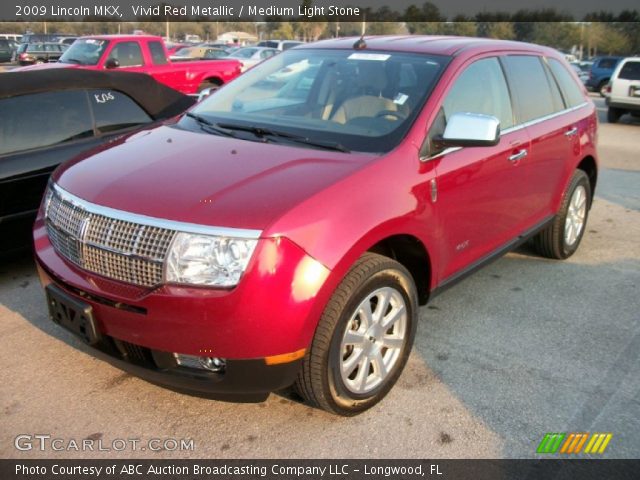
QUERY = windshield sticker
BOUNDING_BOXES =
[94,92,115,104]
[394,93,409,105]
[348,53,390,61]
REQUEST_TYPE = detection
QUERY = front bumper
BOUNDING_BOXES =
[35,218,331,397]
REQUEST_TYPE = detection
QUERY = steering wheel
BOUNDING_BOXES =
[375,110,407,120]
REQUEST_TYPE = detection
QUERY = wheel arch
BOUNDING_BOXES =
[577,155,598,206]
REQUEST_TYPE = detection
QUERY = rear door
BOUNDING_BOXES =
[425,56,531,280]
[501,55,578,225]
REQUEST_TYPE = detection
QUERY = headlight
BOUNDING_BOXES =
[165,232,258,287]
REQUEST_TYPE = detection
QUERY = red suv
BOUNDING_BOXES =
[34,36,598,415]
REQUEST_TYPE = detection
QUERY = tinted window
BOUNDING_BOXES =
[619,61,640,81]
[0,40,9,49]
[282,42,302,50]
[543,63,565,112]
[442,57,514,129]
[548,58,586,107]
[149,41,167,65]
[109,41,143,67]
[598,58,618,69]
[502,55,556,123]
[88,89,152,133]
[0,90,93,156]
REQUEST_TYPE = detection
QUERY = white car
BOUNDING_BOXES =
[227,47,278,72]
[606,57,640,123]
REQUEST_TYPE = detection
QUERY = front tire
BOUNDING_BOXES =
[533,170,591,259]
[295,253,418,416]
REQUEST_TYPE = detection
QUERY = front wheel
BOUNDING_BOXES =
[532,169,591,259]
[295,253,418,416]
[607,107,623,124]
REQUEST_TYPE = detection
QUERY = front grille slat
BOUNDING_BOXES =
[45,187,176,287]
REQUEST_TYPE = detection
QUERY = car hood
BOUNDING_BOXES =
[53,124,371,232]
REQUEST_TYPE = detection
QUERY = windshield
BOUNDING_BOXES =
[185,49,448,153]
[59,38,109,65]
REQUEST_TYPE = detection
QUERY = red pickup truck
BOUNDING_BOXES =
[17,35,242,94]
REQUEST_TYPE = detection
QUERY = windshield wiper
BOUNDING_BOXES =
[217,122,350,152]
[61,58,82,64]
[186,112,236,138]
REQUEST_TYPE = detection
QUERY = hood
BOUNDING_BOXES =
[54,124,371,232]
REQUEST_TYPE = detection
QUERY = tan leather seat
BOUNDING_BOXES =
[331,62,397,124]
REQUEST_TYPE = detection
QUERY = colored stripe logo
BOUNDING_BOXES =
[537,433,612,454]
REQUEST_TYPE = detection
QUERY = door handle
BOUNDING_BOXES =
[508,149,528,163]
[565,127,578,137]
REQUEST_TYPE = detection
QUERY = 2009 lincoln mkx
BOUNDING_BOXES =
[34,36,598,415]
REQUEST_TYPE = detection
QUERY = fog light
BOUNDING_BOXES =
[174,353,226,372]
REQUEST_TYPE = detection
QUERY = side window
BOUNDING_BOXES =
[108,41,143,67]
[261,50,274,59]
[598,58,616,69]
[442,57,514,129]
[619,61,640,80]
[0,90,94,156]
[148,41,167,65]
[88,89,152,134]
[502,55,557,123]
[547,58,586,108]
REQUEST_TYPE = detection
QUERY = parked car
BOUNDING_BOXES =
[34,36,598,416]
[226,46,278,71]
[165,42,190,56]
[15,42,66,65]
[170,46,228,62]
[258,40,304,51]
[585,56,624,96]
[0,39,12,62]
[0,69,195,254]
[17,35,242,94]
[570,62,589,84]
[606,57,640,123]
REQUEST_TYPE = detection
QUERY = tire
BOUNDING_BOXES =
[598,80,609,97]
[197,79,222,93]
[295,252,418,416]
[532,170,591,260]
[35,59,44,64]
[607,107,623,124]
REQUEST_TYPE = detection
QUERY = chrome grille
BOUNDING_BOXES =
[45,185,176,287]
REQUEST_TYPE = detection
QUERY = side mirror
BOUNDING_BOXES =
[197,87,215,102]
[436,112,500,148]
[104,58,119,69]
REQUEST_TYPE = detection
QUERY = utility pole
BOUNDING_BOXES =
[165,21,170,41]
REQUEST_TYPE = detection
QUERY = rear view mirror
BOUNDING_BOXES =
[104,58,119,69]
[437,112,500,147]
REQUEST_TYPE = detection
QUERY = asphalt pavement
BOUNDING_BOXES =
[0,94,638,459]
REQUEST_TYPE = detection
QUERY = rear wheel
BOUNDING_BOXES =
[295,253,418,416]
[532,170,591,259]
[197,79,222,93]
[607,107,623,124]
[598,80,609,97]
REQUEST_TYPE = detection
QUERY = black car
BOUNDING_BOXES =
[16,42,66,65]
[0,39,12,63]
[0,69,195,253]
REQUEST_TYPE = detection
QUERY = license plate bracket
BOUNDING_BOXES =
[46,285,101,345]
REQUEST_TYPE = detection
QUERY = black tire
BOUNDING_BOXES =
[295,252,418,416]
[532,170,591,260]
[197,79,222,93]
[598,80,609,97]
[607,107,623,124]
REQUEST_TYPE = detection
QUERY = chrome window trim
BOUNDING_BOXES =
[421,101,589,161]
[51,183,262,240]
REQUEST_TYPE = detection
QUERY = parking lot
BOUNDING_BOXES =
[0,94,638,459]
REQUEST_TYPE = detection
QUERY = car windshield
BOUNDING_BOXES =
[59,38,109,65]
[184,49,448,153]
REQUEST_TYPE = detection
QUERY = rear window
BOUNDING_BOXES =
[0,90,94,156]
[619,61,640,81]
[547,58,586,108]
[0,40,9,48]
[88,89,152,133]
[258,41,278,49]
[148,41,167,65]
[502,55,558,123]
